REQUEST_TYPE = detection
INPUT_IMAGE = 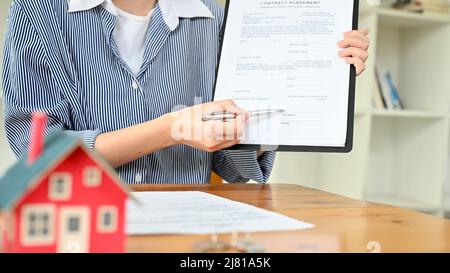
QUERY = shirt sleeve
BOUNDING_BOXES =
[2,2,101,159]
[212,151,276,183]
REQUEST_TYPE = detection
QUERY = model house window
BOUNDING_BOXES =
[97,206,118,233]
[68,217,80,233]
[21,205,55,245]
[28,213,49,236]
[84,167,102,187]
[49,173,72,201]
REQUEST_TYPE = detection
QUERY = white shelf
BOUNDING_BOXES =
[269,4,450,216]
[363,8,450,28]
[366,194,440,214]
[370,109,448,119]
[355,109,368,116]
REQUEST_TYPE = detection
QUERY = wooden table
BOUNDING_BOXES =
[127,184,450,253]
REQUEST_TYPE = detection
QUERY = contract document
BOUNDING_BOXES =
[214,0,358,151]
[127,191,314,235]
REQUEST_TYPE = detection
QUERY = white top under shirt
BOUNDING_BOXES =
[103,1,154,75]
[68,0,215,75]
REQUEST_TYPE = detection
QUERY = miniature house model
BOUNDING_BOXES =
[0,114,130,253]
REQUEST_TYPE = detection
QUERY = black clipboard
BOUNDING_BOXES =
[213,0,359,153]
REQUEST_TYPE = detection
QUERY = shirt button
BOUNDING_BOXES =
[135,173,143,183]
[132,80,139,90]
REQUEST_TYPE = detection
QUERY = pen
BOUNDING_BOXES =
[202,109,285,121]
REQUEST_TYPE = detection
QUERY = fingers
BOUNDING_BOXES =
[338,28,370,52]
[209,99,235,110]
[200,119,242,151]
[221,114,246,139]
[178,101,247,152]
[200,100,235,117]
[204,114,246,140]
[339,47,369,62]
[344,28,369,37]
[202,100,248,118]
[338,28,370,76]
[338,35,369,50]
[345,57,365,75]
[224,104,248,117]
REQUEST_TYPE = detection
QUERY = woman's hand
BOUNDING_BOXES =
[95,100,247,168]
[169,100,248,152]
[338,28,370,76]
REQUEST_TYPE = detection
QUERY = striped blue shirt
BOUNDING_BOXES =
[2,0,275,184]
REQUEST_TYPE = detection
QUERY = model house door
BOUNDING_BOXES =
[58,207,90,253]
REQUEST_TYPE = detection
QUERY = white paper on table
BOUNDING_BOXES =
[126,191,314,235]
[214,0,355,147]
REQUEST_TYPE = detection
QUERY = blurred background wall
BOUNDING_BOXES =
[1,0,449,217]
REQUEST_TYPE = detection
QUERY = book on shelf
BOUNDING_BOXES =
[373,68,387,109]
[421,0,450,14]
[373,66,403,110]
[392,0,424,13]
[385,72,403,110]
[391,0,450,15]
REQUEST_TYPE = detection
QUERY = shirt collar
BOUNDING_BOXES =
[68,0,214,31]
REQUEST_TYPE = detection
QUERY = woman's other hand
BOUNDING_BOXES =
[338,28,370,75]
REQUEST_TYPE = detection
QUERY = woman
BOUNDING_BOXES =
[2,0,369,184]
